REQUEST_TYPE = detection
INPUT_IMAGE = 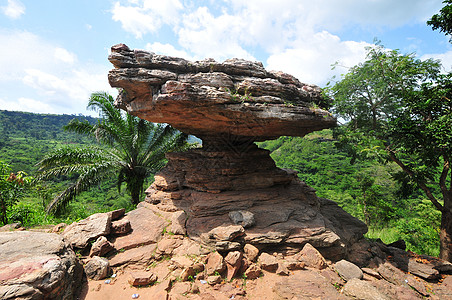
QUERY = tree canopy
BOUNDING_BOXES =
[428,0,452,41]
[325,44,452,261]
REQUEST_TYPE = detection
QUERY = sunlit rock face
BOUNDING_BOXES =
[108,44,367,261]
[108,43,335,142]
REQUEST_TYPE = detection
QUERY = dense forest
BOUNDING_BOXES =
[0,109,441,256]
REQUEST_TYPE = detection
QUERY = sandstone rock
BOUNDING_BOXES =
[109,208,126,221]
[276,263,289,276]
[128,271,157,286]
[334,259,363,281]
[342,278,389,300]
[229,210,255,228]
[224,251,243,280]
[85,256,109,280]
[244,264,262,279]
[273,269,347,299]
[284,258,305,270]
[109,45,335,140]
[0,222,22,231]
[205,252,226,275]
[362,267,382,279]
[109,244,157,267]
[110,218,132,235]
[243,244,259,262]
[258,252,278,272]
[89,236,114,257]
[171,281,191,294]
[171,255,194,269]
[297,243,327,270]
[170,210,187,235]
[180,267,196,281]
[157,237,183,255]
[0,231,83,300]
[109,45,368,263]
[207,225,245,241]
[63,212,111,249]
[49,222,66,233]
[113,206,166,251]
[207,275,222,285]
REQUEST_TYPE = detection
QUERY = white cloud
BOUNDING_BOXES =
[0,97,55,114]
[111,0,183,38]
[422,51,452,72]
[267,32,370,86]
[145,42,192,59]
[1,0,25,19]
[0,29,113,115]
[54,47,77,64]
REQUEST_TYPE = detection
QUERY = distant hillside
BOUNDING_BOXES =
[0,110,97,174]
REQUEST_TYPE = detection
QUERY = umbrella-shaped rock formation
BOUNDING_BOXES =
[108,44,367,260]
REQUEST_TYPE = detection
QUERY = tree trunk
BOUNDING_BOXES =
[440,194,452,262]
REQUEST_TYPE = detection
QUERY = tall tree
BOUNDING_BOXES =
[37,92,190,214]
[324,44,452,261]
[428,0,452,41]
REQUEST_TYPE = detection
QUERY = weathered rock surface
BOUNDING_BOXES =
[0,231,83,300]
[108,45,369,262]
[108,44,335,141]
[113,205,166,251]
[90,236,114,257]
[334,259,364,281]
[85,256,109,280]
[63,212,111,249]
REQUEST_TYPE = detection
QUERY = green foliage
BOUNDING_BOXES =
[0,161,32,225]
[427,0,452,42]
[36,92,191,215]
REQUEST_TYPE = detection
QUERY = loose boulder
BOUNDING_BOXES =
[0,231,83,300]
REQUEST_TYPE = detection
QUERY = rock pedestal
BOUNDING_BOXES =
[108,44,367,261]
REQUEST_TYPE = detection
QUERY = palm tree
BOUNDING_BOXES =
[37,92,189,214]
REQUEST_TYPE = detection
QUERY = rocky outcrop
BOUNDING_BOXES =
[108,44,367,261]
[108,44,335,141]
[0,231,83,300]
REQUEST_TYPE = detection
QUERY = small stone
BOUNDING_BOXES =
[284,259,305,270]
[276,263,289,276]
[333,259,363,281]
[229,210,255,228]
[208,225,245,241]
[128,271,157,286]
[206,252,226,275]
[131,293,139,299]
[297,243,327,270]
[225,251,243,280]
[170,210,187,235]
[109,208,126,221]
[244,264,262,280]
[258,252,278,272]
[89,236,114,257]
[362,267,382,279]
[111,219,132,235]
[191,283,200,294]
[215,241,242,251]
[207,275,222,285]
[243,244,259,262]
[180,267,196,281]
[85,256,110,280]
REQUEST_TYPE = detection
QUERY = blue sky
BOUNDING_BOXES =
[0,0,450,116]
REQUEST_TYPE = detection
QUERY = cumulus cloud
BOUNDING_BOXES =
[0,29,113,115]
[1,0,25,19]
[267,32,370,85]
[110,0,446,85]
[111,0,183,38]
[145,42,192,59]
[0,97,55,114]
[421,51,452,72]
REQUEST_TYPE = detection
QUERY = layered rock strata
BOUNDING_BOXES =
[108,44,366,260]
